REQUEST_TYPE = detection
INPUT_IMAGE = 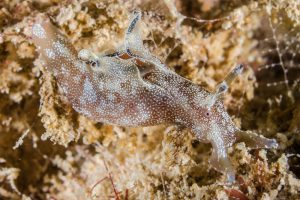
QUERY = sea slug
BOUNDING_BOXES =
[31,11,278,183]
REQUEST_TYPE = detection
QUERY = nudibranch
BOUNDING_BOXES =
[32,11,278,183]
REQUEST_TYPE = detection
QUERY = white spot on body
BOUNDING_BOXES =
[221,119,226,126]
[107,93,115,101]
[73,76,81,83]
[45,48,56,59]
[53,41,71,58]
[118,116,131,125]
[137,103,150,122]
[61,64,69,75]
[228,124,235,132]
[32,24,46,38]
[75,61,86,73]
[79,77,97,104]
[97,82,104,91]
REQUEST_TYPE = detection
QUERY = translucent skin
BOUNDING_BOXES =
[32,13,278,183]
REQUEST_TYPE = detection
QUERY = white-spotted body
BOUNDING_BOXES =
[32,12,278,183]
